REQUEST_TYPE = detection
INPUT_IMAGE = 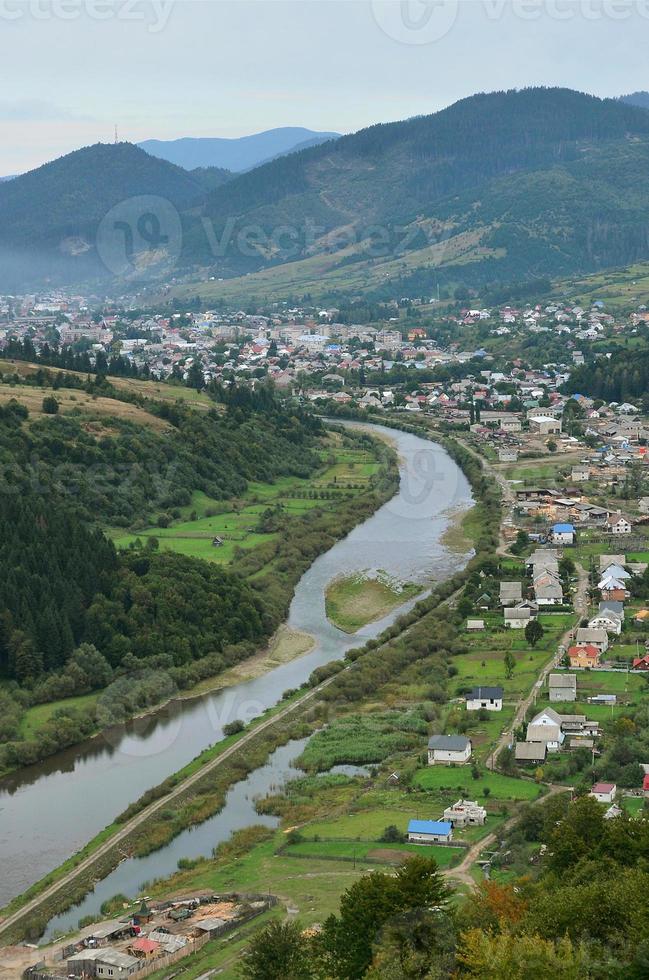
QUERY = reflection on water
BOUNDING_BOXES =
[41,737,310,942]
[0,424,473,907]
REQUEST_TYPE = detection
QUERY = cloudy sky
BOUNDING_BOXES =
[2,0,649,174]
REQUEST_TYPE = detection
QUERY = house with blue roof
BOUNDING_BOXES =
[551,522,576,545]
[407,819,453,845]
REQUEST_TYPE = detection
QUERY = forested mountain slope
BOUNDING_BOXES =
[181,88,649,298]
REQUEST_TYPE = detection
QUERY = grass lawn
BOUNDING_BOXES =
[414,767,542,800]
[303,808,417,841]
[325,573,423,633]
[285,839,461,867]
[622,796,647,817]
[110,436,379,570]
[19,692,99,739]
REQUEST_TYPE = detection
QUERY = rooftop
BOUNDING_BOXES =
[407,819,453,835]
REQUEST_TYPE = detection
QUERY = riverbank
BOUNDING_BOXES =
[0,423,475,943]
[0,428,396,785]
[177,626,316,699]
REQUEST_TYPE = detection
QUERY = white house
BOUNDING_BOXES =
[590,782,617,804]
[589,601,624,635]
[505,606,532,629]
[551,523,575,545]
[407,819,453,845]
[526,707,564,752]
[606,513,633,535]
[465,686,503,712]
[427,734,472,765]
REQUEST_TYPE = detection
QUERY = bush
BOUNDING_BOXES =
[223,719,245,736]
[380,824,404,843]
[42,395,59,414]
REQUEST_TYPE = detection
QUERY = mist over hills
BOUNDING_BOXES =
[5,89,649,295]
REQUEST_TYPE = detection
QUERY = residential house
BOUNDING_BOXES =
[534,571,564,605]
[606,513,633,535]
[407,819,453,844]
[558,714,600,738]
[505,606,533,629]
[67,949,140,978]
[500,581,523,606]
[551,523,576,545]
[633,655,649,670]
[643,774,649,797]
[588,602,624,635]
[590,782,617,804]
[465,686,503,711]
[575,628,609,653]
[571,466,591,482]
[599,556,628,576]
[568,644,602,669]
[526,707,564,751]
[515,741,547,763]
[443,799,487,827]
[427,735,472,765]
[549,673,577,702]
[466,619,485,631]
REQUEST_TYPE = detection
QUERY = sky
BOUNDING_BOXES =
[2,0,649,174]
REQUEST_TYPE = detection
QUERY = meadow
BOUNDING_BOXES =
[110,438,381,567]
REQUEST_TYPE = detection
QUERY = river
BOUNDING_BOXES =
[0,423,473,929]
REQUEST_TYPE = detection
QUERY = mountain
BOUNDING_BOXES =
[176,87,649,300]
[0,142,206,287]
[7,89,649,297]
[619,91,649,109]
[138,127,340,172]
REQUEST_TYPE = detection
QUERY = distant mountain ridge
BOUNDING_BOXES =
[138,127,340,172]
[619,91,649,109]
[6,89,649,296]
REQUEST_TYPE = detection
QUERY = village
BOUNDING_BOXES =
[6,286,649,977]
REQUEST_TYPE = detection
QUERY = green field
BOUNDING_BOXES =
[111,439,380,566]
[414,767,542,800]
[285,838,461,867]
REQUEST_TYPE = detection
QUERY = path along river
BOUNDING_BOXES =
[0,423,473,934]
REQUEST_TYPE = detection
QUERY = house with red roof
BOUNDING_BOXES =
[590,782,617,804]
